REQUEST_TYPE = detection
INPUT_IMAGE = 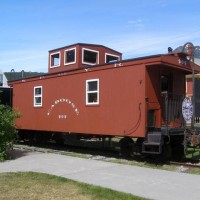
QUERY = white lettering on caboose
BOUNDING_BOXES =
[47,98,80,118]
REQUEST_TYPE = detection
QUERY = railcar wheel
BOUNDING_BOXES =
[160,144,172,161]
[154,144,172,161]
[163,144,172,160]
[172,144,185,160]
[170,135,185,160]
[35,132,51,145]
[134,138,143,155]
[120,137,134,157]
[55,138,65,146]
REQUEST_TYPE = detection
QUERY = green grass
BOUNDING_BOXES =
[0,172,147,200]
[186,147,200,159]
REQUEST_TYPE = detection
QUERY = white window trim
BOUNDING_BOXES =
[105,53,120,63]
[34,86,43,107]
[86,79,99,105]
[50,51,60,68]
[82,48,99,65]
[64,47,76,65]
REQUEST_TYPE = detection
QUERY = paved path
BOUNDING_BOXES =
[0,149,200,200]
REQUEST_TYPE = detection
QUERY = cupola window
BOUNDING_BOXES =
[105,53,119,63]
[64,48,76,65]
[82,48,99,65]
[50,52,60,68]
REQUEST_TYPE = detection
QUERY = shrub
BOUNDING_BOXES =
[0,104,19,161]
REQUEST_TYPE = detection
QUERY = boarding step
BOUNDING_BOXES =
[142,142,162,154]
[146,133,162,143]
[142,133,163,154]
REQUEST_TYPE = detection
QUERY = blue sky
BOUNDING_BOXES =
[0,0,200,72]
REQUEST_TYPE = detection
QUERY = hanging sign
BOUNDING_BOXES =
[182,97,193,122]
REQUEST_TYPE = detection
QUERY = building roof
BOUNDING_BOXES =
[5,71,46,82]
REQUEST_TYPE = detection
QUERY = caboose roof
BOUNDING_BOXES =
[48,43,122,55]
[8,52,200,84]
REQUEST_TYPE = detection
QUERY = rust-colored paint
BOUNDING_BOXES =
[10,48,200,139]
[186,77,193,97]
[13,63,146,137]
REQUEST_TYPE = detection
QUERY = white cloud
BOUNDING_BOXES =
[127,19,145,29]
[158,0,168,7]
[128,19,143,24]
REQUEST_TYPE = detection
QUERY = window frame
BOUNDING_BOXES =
[34,86,43,107]
[86,79,99,105]
[64,47,76,65]
[105,53,120,63]
[82,48,99,65]
[50,52,60,68]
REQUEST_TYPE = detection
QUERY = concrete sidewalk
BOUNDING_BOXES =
[0,149,200,200]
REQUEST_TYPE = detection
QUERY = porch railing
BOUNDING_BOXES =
[161,92,185,126]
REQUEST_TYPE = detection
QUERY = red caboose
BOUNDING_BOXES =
[9,43,200,158]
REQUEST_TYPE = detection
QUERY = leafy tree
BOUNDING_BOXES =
[0,104,19,161]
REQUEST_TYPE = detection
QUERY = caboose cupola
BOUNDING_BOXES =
[48,43,122,73]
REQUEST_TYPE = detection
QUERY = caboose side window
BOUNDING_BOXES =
[34,86,42,107]
[50,52,60,68]
[82,48,99,65]
[64,48,76,65]
[86,79,99,105]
